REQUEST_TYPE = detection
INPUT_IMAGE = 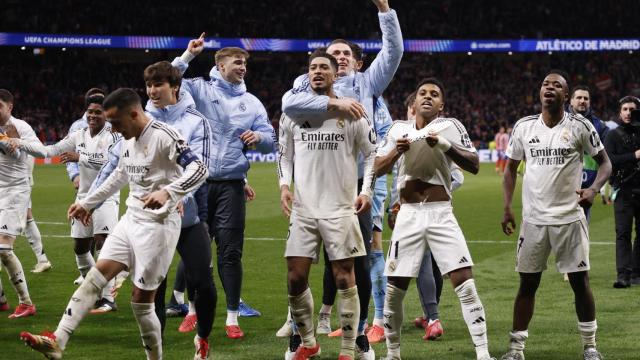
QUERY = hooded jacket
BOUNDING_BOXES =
[171,60,276,181]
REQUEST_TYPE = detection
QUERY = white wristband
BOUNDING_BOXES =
[434,136,451,151]
[180,50,196,64]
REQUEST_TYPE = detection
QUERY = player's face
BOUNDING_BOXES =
[105,107,133,139]
[414,83,444,119]
[0,99,13,124]
[619,102,637,124]
[146,80,178,108]
[539,74,568,110]
[570,89,590,114]
[86,103,106,132]
[327,43,357,77]
[308,57,337,93]
[218,55,247,84]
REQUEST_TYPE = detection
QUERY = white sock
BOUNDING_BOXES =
[373,317,384,327]
[25,219,48,263]
[75,251,95,277]
[338,286,359,357]
[384,284,406,358]
[188,301,196,316]
[320,303,332,315]
[101,277,116,303]
[289,287,316,348]
[226,310,239,326]
[173,290,185,305]
[0,277,6,303]
[132,302,163,360]
[455,279,489,360]
[508,330,528,353]
[0,246,31,305]
[55,268,107,349]
[578,320,597,349]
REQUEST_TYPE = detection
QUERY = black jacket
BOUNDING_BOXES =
[604,122,640,189]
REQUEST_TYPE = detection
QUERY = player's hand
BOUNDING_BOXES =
[61,152,80,163]
[240,130,261,147]
[328,98,366,120]
[354,194,371,215]
[4,123,19,138]
[244,184,256,201]
[395,137,410,154]
[280,186,293,217]
[176,200,185,217]
[68,203,92,226]
[72,176,80,190]
[387,202,400,230]
[4,138,19,154]
[371,0,390,12]
[577,188,597,209]
[142,189,171,210]
[187,32,206,56]
[501,208,517,235]
[634,149,640,159]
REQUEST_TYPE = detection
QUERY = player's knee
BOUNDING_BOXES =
[287,272,308,294]
[0,246,14,261]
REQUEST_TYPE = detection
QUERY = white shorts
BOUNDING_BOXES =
[98,211,181,290]
[285,213,366,261]
[70,200,119,238]
[384,202,473,277]
[515,218,590,273]
[0,189,30,237]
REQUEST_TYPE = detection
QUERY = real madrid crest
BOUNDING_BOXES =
[239,102,246,112]
[388,260,397,272]
[143,145,149,156]
[337,119,345,129]
[560,128,571,143]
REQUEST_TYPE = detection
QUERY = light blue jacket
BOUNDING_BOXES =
[281,9,403,124]
[171,59,276,180]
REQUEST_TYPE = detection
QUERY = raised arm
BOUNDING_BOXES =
[363,0,404,97]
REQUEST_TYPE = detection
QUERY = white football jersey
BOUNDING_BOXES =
[81,120,207,221]
[506,112,604,225]
[278,112,377,219]
[377,117,476,198]
[0,117,41,190]
[18,125,119,200]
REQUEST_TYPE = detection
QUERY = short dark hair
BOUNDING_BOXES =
[0,89,14,104]
[618,96,640,111]
[546,69,570,89]
[309,49,339,72]
[404,91,416,110]
[570,85,590,98]
[103,88,141,113]
[416,77,446,102]
[328,39,363,61]
[144,61,182,88]
[85,88,106,107]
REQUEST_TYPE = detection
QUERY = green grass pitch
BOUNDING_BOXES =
[0,163,637,359]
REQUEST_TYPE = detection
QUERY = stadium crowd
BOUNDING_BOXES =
[3,0,637,39]
[1,48,638,148]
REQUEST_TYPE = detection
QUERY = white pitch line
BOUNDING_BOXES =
[38,234,614,245]
[39,221,68,225]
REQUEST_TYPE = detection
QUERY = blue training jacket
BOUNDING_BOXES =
[171,59,276,181]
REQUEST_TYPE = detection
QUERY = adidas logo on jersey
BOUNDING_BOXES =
[528,136,541,144]
[101,226,109,231]
[350,247,359,254]
[0,224,7,230]
[578,261,587,268]
[123,150,130,158]
[458,256,469,264]
[78,143,86,148]
[301,121,312,129]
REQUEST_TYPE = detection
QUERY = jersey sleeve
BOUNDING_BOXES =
[163,131,209,201]
[376,123,400,157]
[362,9,404,97]
[355,117,378,198]
[277,114,294,188]
[579,119,605,156]
[439,119,476,153]
[506,124,525,160]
